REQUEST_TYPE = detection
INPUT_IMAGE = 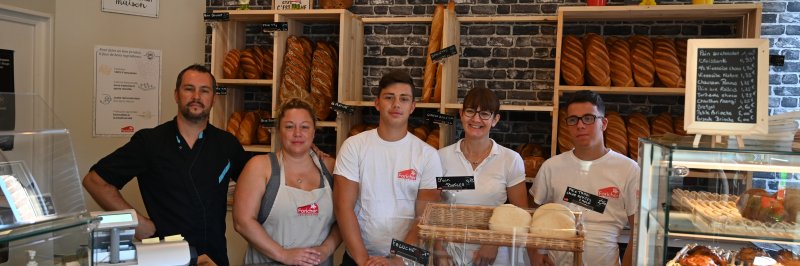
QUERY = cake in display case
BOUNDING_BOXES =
[0,93,94,265]
[635,135,800,266]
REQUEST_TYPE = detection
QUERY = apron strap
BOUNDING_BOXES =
[257,152,281,224]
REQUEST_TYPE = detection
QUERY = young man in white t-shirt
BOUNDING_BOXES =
[334,70,443,266]
[529,90,639,266]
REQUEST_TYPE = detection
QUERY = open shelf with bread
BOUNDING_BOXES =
[637,136,800,265]
[209,9,363,153]
[550,4,763,157]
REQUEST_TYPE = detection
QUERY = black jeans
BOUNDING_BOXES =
[341,251,358,266]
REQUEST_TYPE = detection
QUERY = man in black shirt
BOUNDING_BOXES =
[83,64,247,266]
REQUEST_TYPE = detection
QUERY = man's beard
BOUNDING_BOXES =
[180,102,209,123]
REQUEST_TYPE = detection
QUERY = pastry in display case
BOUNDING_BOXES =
[635,135,800,266]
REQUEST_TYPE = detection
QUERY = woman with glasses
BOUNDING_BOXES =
[434,87,531,266]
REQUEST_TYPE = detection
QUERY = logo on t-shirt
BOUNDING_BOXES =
[397,169,417,181]
[297,203,319,216]
[598,186,620,199]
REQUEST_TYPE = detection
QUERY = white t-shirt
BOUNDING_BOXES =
[334,129,443,257]
[438,139,527,265]
[529,150,639,266]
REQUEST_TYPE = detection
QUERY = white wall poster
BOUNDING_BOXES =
[94,45,161,137]
[101,0,159,18]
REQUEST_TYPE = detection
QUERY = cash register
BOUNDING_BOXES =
[90,209,195,265]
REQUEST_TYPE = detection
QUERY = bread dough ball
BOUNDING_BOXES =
[529,203,577,238]
[489,204,531,234]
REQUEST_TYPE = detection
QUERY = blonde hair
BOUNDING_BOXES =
[276,98,317,127]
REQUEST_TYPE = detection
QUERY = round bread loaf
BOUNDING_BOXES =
[629,35,655,87]
[608,38,635,87]
[604,111,628,157]
[561,35,585,86]
[653,38,685,88]
[627,112,650,160]
[223,49,241,79]
[489,204,531,234]
[529,203,576,238]
[558,109,574,153]
[651,112,674,136]
[583,33,611,86]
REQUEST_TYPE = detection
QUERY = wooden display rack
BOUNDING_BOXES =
[209,9,363,152]
[549,4,763,157]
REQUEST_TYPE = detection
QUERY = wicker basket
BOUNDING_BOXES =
[418,203,585,252]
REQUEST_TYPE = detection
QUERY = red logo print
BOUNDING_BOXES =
[397,169,417,181]
[121,126,135,133]
[598,186,620,199]
[297,203,319,216]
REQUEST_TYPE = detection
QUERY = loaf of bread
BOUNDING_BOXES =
[240,48,261,79]
[280,35,314,103]
[673,116,687,136]
[310,41,338,120]
[223,49,241,79]
[604,111,628,157]
[237,111,258,145]
[252,46,266,76]
[226,111,243,136]
[629,35,655,87]
[524,156,545,178]
[675,38,688,79]
[558,109,574,153]
[626,112,650,160]
[426,129,440,148]
[257,111,271,145]
[561,35,585,86]
[349,123,367,137]
[422,4,445,103]
[583,33,611,86]
[608,37,635,87]
[653,38,685,88]
[411,125,431,140]
[521,143,544,157]
[651,112,674,136]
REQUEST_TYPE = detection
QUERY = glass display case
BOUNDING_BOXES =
[635,135,800,265]
[0,93,95,265]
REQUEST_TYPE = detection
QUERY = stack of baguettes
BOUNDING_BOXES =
[222,47,273,80]
[277,35,338,121]
[604,111,628,157]
[280,36,314,102]
[626,112,650,160]
[309,41,338,121]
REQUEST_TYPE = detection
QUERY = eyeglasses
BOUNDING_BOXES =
[565,114,603,126]
[463,108,494,120]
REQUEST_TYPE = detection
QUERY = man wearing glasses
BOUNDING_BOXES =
[529,90,640,266]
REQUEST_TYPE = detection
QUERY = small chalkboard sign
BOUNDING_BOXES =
[331,101,355,114]
[203,12,229,21]
[685,39,768,136]
[425,112,454,125]
[214,87,228,95]
[260,118,275,128]
[436,176,475,190]
[390,239,430,265]
[430,45,457,62]
[563,187,607,214]
[261,22,289,33]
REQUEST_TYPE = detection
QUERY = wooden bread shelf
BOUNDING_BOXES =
[444,103,553,112]
[556,86,685,96]
[243,145,271,153]
[363,15,557,24]
[217,79,274,86]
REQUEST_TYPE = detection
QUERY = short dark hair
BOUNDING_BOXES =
[463,87,500,114]
[377,70,416,99]
[566,90,605,115]
[175,64,216,90]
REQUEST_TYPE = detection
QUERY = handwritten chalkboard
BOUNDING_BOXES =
[694,48,757,123]
[685,39,768,136]
[436,176,475,190]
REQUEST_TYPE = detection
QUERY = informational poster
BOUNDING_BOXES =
[101,0,159,18]
[94,45,161,137]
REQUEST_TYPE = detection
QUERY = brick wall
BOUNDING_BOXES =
[206,0,800,189]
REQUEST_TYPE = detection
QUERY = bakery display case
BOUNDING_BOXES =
[635,135,800,265]
[0,93,95,265]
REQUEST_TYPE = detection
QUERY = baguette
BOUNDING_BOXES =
[280,36,314,103]
[310,41,337,120]
[422,4,445,103]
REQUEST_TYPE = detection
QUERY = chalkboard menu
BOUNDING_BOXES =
[694,48,757,124]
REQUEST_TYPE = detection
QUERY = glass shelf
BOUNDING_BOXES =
[0,215,97,243]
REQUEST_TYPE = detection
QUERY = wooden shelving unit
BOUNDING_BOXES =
[549,4,763,157]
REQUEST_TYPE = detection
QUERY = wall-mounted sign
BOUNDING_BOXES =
[0,49,12,93]
[684,39,769,136]
[101,0,159,18]
[94,45,161,137]
[272,0,312,10]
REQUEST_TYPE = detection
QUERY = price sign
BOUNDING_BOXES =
[390,239,430,266]
[563,186,607,214]
[685,39,768,136]
[261,22,289,33]
[203,12,229,21]
[261,118,276,128]
[215,87,228,95]
[436,176,475,190]
[331,101,355,114]
[430,45,457,62]
[425,112,454,125]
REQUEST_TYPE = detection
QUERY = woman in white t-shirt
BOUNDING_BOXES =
[435,88,531,266]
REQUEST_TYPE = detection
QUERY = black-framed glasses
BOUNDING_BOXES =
[565,114,603,126]
[463,108,494,120]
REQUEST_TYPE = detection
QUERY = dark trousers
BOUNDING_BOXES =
[341,251,358,266]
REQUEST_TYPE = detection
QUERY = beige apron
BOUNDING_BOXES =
[244,153,335,266]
